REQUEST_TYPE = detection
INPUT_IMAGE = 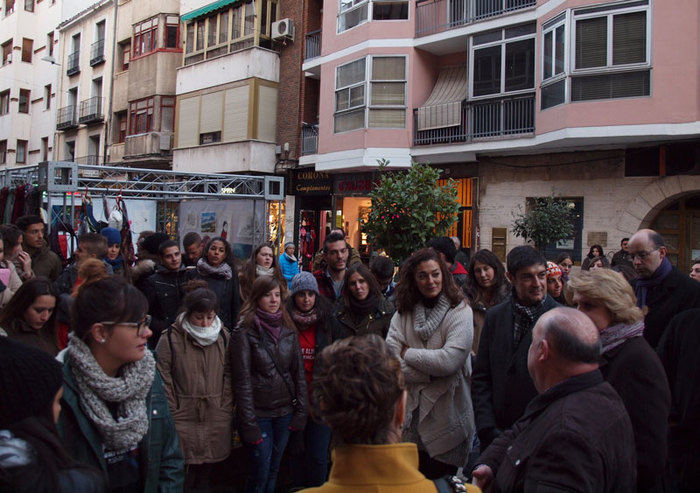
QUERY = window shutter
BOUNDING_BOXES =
[200,91,223,134]
[176,96,200,148]
[613,11,646,65]
[571,70,649,101]
[372,57,405,80]
[257,85,277,142]
[223,85,249,141]
[575,17,607,68]
[369,108,405,128]
[370,82,404,105]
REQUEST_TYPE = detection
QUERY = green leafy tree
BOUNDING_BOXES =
[511,195,575,251]
[362,160,459,263]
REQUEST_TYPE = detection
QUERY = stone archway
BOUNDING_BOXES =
[615,175,700,235]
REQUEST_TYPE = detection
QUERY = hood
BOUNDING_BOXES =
[0,430,33,468]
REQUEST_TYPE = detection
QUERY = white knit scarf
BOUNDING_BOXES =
[256,264,275,277]
[177,312,222,346]
[413,294,451,342]
[196,258,232,280]
[67,333,155,453]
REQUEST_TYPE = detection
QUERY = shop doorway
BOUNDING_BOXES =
[649,193,700,273]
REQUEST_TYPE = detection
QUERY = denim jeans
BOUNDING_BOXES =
[289,418,332,488]
[244,414,293,493]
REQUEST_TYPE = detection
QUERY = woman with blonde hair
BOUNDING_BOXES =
[568,269,670,492]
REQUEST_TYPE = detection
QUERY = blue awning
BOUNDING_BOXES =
[181,0,240,21]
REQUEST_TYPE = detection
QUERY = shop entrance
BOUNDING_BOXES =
[649,193,700,273]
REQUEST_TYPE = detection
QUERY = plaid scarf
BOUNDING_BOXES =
[511,292,547,345]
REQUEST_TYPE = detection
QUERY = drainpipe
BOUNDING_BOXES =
[103,0,118,165]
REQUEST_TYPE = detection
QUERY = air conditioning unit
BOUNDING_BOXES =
[271,19,294,41]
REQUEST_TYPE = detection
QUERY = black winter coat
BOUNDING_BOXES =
[631,266,700,348]
[600,336,670,491]
[194,269,241,331]
[332,296,394,341]
[478,370,637,493]
[142,265,194,349]
[471,295,559,448]
[231,323,308,444]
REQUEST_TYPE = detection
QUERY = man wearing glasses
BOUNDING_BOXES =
[628,229,700,348]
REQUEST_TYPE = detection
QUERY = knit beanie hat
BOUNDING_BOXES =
[284,242,295,250]
[0,337,63,428]
[546,261,562,279]
[141,232,170,255]
[100,227,122,247]
[290,271,319,297]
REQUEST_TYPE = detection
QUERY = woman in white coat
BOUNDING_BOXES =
[386,247,474,480]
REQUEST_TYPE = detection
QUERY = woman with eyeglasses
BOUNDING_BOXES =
[58,276,185,491]
[155,280,233,491]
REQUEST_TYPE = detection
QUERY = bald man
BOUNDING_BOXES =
[628,229,700,348]
[473,308,636,492]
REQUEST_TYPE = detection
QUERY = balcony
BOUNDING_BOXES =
[90,39,105,66]
[67,50,80,76]
[56,105,77,130]
[413,94,534,146]
[78,97,104,124]
[416,0,536,37]
[305,30,321,61]
[301,123,319,155]
[75,155,100,165]
[124,132,173,158]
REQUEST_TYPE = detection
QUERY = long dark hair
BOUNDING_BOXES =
[586,244,604,259]
[286,289,333,321]
[239,243,287,300]
[0,278,57,340]
[464,249,510,307]
[202,236,235,268]
[395,248,464,314]
[238,276,294,332]
[342,263,381,304]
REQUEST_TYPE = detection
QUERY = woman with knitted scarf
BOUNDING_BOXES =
[332,263,394,341]
[231,276,307,493]
[156,280,232,491]
[57,276,184,491]
[99,227,131,281]
[195,236,241,330]
[568,268,670,492]
[238,243,288,302]
[386,248,475,480]
[285,271,333,489]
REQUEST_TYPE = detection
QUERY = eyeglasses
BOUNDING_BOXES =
[100,315,152,337]
[630,249,658,261]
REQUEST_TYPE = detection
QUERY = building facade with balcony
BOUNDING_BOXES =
[173,0,283,175]
[291,0,700,272]
[55,0,112,165]
[0,0,60,166]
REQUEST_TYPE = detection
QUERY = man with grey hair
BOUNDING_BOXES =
[473,307,636,492]
[628,228,700,348]
[451,236,469,267]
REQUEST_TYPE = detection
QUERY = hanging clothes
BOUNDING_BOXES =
[11,185,27,223]
[117,196,135,265]
[3,189,15,224]
[25,186,41,217]
[0,187,9,222]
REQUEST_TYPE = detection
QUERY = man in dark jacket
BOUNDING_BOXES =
[611,237,633,268]
[313,231,348,302]
[472,246,559,450]
[473,308,637,492]
[16,215,62,281]
[141,240,193,349]
[657,309,700,491]
[628,229,700,348]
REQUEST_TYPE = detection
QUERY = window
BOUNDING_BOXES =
[541,15,566,109]
[23,0,32,11]
[371,1,408,20]
[338,0,407,31]
[18,89,29,113]
[65,141,75,162]
[199,131,221,144]
[118,40,130,70]
[47,32,54,57]
[16,140,27,163]
[0,140,6,164]
[44,84,51,109]
[1,39,12,65]
[334,55,406,132]
[339,0,368,31]
[41,137,48,161]
[471,23,535,98]
[129,97,154,135]
[4,0,14,15]
[0,90,9,115]
[572,0,650,101]
[165,16,179,48]
[21,38,32,62]
[115,111,127,142]
[161,96,174,131]
[133,17,158,56]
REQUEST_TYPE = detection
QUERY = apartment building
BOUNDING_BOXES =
[173,0,282,175]
[0,0,60,166]
[288,0,700,271]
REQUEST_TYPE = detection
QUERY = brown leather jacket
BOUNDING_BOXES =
[155,320,233,464]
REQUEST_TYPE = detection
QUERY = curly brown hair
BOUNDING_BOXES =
[311,335,405,445]
[395,248,464,313]
[238,275,294,331]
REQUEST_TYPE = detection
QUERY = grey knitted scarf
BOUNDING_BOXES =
[413,294,451,342]
[67,333,155,453]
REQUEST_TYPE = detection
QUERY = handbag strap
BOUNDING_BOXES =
[258,329,298,405]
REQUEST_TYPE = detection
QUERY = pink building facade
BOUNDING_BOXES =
[291,0,700,271]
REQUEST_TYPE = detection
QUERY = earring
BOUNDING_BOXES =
[100,339,106,343]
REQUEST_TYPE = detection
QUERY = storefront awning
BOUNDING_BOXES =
[416,66,467,131]
[181,0,240,21]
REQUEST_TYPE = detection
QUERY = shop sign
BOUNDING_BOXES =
[293,170,333,195]
[334,173,377,195]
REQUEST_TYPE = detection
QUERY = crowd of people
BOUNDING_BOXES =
[0,213,699,493]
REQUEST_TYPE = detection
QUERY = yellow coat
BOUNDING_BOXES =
[300,443,480,493]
